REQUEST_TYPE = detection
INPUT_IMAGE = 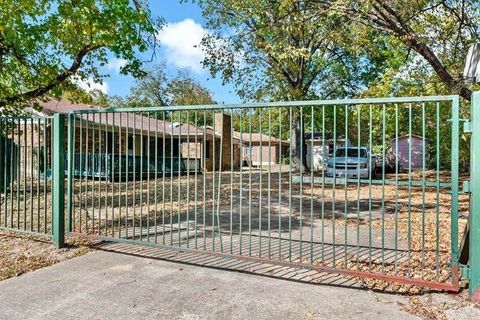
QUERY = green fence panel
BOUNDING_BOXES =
[0,135,15,193]
[0,116,53,237]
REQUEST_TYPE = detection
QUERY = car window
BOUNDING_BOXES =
[335,148,367,158]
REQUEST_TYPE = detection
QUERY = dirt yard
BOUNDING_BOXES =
[0,230,89,281]
[0,168,471,293]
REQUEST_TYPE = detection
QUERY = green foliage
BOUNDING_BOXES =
[194,0,396,171]
[337,0,480,169]
[315,0,479,100]
[196,0,386,102]
[108,64,216,125]
[195,0,479,170]
[0,0,162,114]
[110,64,215,108]
[168,70,216,106]
[116,63,170,108]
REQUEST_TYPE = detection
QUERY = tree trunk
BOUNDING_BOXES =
[290,110,309,173]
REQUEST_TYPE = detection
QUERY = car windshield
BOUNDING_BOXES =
[334,148,367,158]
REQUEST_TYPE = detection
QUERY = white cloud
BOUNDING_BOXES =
[72,76,109,94]
[106,58,128,73]
[157,19,206,73]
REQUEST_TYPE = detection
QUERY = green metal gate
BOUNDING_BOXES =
[65,94,465,292]
[0,115,64,243]
[467,91,480,299]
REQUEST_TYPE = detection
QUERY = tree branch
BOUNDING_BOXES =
[0,44,103,107]
[371,1,472,100]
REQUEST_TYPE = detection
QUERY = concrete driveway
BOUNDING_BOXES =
[0,250,417,319]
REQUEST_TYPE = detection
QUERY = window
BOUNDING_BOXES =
[204,142,210,159]
[172,139,180,156]
[105,132,113,154]
[127,136,135,150]
[245,146,255,156]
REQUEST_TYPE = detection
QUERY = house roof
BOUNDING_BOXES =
[31,99,219,141]
[233,132,289,146]
[202,126,245,145]
[30,99,279,146]
[391,134,428,143]
[304,133,349,142]
[30,99,97,115]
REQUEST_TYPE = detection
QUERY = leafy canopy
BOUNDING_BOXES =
[0,0,162,113]
[107,64,216,126]
[110,64,215,109]
[309,0,480,100]
[194,0,397,172]
[195,0,388,102]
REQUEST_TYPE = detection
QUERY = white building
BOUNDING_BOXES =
[305,134,351,171]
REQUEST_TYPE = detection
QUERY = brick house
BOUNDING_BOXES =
[234,132,289,167]
[20,99,243,179]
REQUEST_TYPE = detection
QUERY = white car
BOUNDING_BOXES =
[326,147,376,179]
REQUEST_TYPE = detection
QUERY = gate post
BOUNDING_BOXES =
[470,91,480,299]
[52,113,65,249]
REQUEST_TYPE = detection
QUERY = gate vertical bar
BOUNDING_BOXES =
[67,113,74,233]
[451,96,460,264]
[52,113,65,248]
[470,91,480,299]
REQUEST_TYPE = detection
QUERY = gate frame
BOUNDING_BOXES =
[52,113,65,248]
[469,91,480,299]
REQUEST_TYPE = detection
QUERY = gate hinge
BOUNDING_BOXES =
[461,264,471,280]
[463,181,471,193]
[463,121,473,133]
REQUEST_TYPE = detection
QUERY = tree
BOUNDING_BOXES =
[300,0,479,169]
[122,63,170,108]
[195,0,386,172]
[168,70,215,106]
[308,0,480,101]
[108,64,216,124]
[166,69,216,126]
[121,65,216,123]
[0,0,162,113]
[113,64,215,107]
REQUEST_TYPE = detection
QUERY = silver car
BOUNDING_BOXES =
[326,147,376,179]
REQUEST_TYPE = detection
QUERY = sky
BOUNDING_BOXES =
[82,0,240,104]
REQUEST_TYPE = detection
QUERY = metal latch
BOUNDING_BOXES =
[464,121,473,133]
[463,181,471,193]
